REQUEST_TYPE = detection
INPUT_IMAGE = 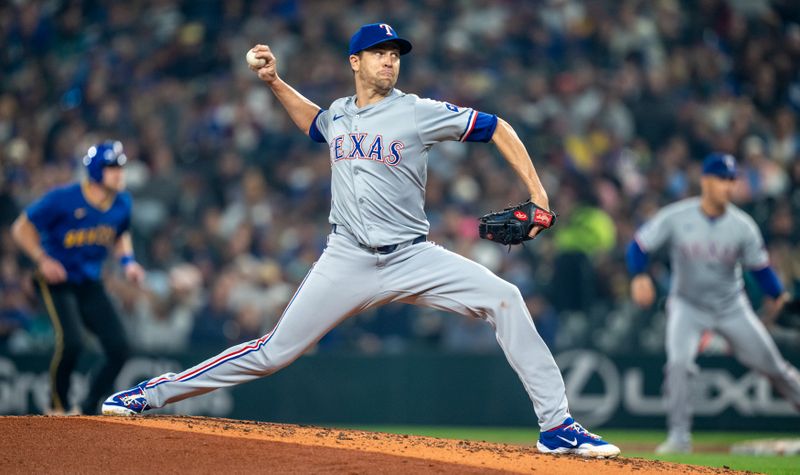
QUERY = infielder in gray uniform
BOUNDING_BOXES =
[103,23,619,458]
[627,153,800,453]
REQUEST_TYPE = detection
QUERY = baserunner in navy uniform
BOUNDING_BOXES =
[627,153,800,453]
[102,23,619,458]
[12,140,145,415]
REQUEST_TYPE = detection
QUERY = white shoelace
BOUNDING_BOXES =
[120,390,145,406]
[568,422,600,440]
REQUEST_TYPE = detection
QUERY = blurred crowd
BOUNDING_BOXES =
[2,0,800,357]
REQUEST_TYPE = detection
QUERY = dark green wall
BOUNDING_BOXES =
[2,349,798,431]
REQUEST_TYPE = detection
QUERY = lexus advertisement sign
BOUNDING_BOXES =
[1,350,798,430]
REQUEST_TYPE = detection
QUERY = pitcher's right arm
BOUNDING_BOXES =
[249,45,321,134]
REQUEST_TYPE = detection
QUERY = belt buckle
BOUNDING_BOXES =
[359,243,395,254]
[375,244,397,254]
[354,234,425,254]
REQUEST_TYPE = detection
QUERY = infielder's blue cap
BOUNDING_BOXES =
[702,152,737,179]
[348,23,412,56]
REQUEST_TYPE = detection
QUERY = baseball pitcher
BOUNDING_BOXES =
[102,23,619,458]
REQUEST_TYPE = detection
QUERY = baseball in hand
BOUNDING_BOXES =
[246,49,266,68]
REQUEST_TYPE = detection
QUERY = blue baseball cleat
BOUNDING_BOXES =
[537,417,620,458]
[101,381,151,416]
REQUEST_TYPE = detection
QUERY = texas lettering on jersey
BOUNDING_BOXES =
[676,240,739,265]
[330,133,405,166]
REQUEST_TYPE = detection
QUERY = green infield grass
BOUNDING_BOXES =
[344,426,800,475]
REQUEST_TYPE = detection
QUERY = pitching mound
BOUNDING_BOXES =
[1,415,742,474]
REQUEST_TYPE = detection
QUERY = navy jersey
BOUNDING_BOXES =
[26,182,132,283]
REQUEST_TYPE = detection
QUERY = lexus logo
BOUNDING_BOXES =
[556,350,621,427]
[555,350,799,427]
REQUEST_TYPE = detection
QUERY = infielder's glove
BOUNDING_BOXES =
[478,200,557,246]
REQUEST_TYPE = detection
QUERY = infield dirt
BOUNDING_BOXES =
[0,415,747,474]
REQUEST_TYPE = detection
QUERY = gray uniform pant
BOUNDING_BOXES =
[142,231,570,430]
[664,295,800,441]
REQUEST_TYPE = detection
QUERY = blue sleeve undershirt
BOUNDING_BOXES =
[625,239,649,276]
[464,112,498,143]
[308,109,326,143]
[749,266,784,299]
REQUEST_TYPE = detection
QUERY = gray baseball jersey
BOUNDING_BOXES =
[134,89,573,431]
[635,197,768,311]
[311,89,484,246]
[636,197,800,442]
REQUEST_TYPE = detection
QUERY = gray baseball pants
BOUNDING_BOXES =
[664,294,800,442]
[140,231,571,430]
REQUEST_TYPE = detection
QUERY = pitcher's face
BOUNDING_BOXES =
[351,44,401,94]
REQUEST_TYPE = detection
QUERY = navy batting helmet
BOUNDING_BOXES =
[82,140,127,182]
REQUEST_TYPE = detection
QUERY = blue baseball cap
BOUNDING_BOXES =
[348,23,412,56]
[702,152,737,179]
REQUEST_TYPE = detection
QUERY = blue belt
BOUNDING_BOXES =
[332,224,426,254]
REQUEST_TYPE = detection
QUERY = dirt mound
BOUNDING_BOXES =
[0,416,745,474]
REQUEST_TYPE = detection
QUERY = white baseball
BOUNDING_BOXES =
[246,49,266,68]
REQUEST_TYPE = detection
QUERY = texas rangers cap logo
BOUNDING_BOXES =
[514,210,528,221]
[348,23,413,55]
